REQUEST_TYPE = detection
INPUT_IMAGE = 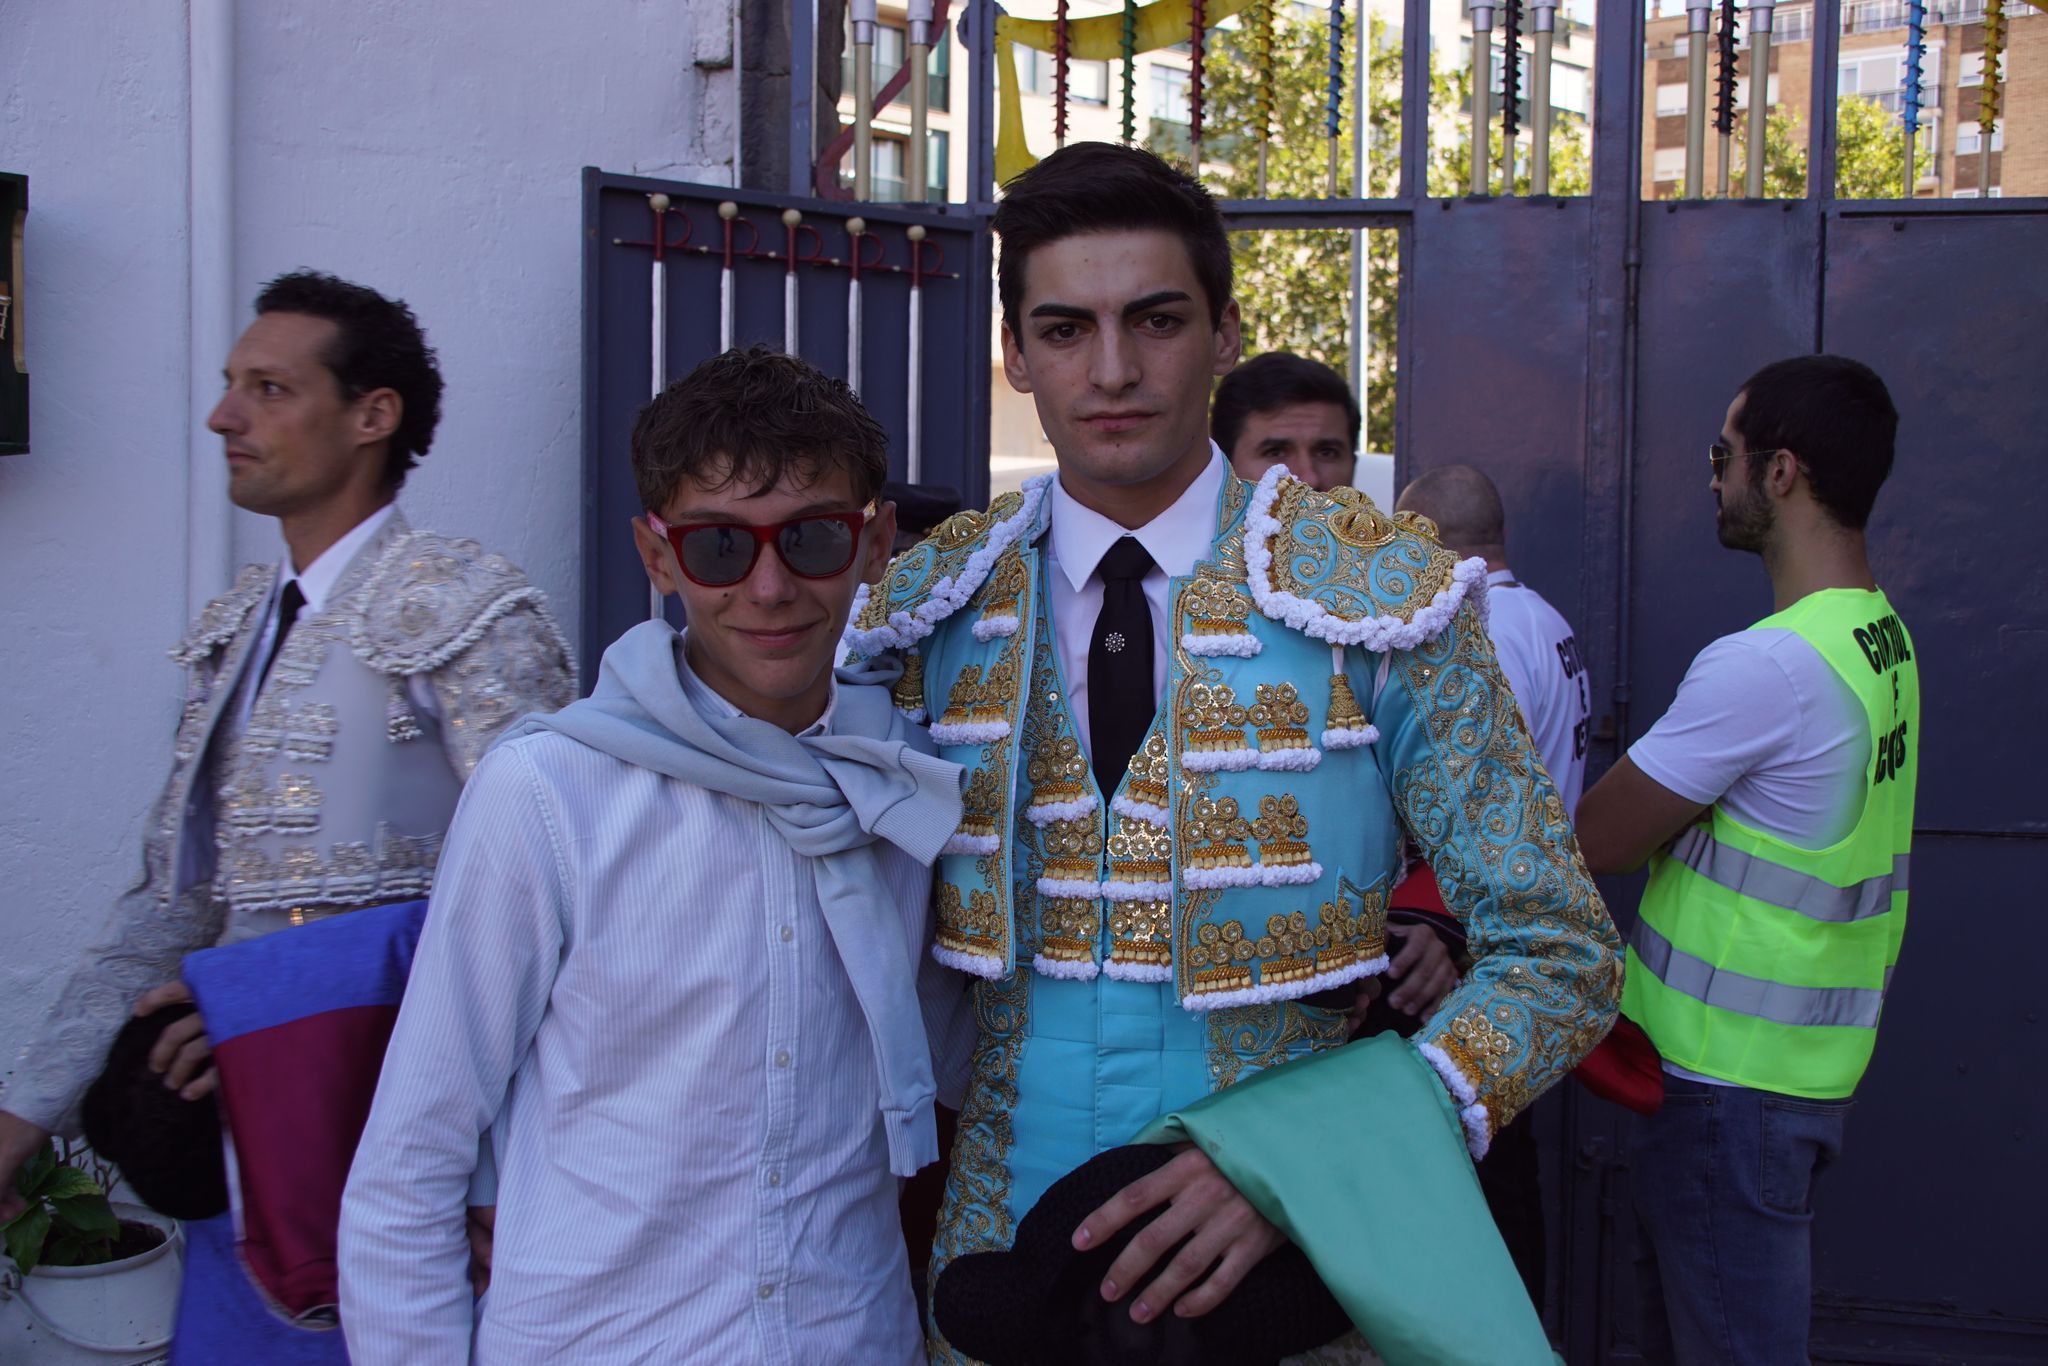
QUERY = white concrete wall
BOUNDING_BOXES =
[0,0,736,1098]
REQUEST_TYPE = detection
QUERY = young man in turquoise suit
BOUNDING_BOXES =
[849,143,1622,1363]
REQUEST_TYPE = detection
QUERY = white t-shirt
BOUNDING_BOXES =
[1485,570,1592,811]
[1628,627,1870,850]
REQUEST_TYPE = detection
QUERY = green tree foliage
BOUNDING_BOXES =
[1192,9,1590,453]
[1669,94,1909,200]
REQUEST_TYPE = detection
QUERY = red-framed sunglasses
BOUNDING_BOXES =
[647,503,876,588]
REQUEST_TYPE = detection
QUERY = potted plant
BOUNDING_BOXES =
[1,1137,181,1363]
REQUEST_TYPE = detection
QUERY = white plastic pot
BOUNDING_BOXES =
[0,1202,182,1365]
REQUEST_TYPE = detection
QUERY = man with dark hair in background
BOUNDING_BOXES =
[1213,350,1361,493]
[0,272,574,1339]
[1578,355,1917,1364]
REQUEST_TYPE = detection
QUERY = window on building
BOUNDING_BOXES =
[927,129,950,202]
[1959,51,1987,86]
[1652,146,1687,182]
[1072,58,1110,104]
[870,137,907,203]
[1151,64,1192,124]
[1551,63,1591,116]
[1656,82,1688,116]
[1956,120,2004,154]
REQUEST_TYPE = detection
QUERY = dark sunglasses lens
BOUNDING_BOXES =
[778,516,858,577]
[678,525,755,586]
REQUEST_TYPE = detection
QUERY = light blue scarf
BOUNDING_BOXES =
[501,620,965,1176]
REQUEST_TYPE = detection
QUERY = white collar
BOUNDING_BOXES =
[1486,567,1519,587]
[1047,445,1228,593]
[280,503,397,614]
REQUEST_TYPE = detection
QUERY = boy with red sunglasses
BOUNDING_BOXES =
[338,346,972,1362]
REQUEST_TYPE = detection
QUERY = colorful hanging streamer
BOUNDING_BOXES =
[1055,0,1071,146]
[1980,0,2007,139]
[1903,0,1925,139]
[1122,0,1139,144]
[1326,1,1346,142]
[1191,0,1207,149]
[1502,0,1523,149]
[1713,0,1738,135]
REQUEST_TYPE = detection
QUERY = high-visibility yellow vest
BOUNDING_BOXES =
[1622,588,1919,1098]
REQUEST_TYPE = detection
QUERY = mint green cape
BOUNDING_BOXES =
[1136,1034,1560,1365]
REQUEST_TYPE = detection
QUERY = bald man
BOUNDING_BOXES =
[1398,465,1591,808]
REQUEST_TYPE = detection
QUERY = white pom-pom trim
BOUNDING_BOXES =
[940,833,1001,857]
[1180,632,1262,658]
[1254,746,1322,772]
[1104,960,1174,983]
[1111,795,1171,828]
[1031,953,1101,981]
[972,614,1020,641]
[1179,952,1388,1011]
[1181,862,1324,890]
[843,476,1052,656]
[1100,879,1175,902]
[929,720,1012,746]
[1036,876,1106,900]
[1417,1041,1492,1159]
[897,706,928,724]
[1320,724,1378,749]
[1241,465,1489,651]
[931,943,1006,980]
[1182,748,1259,773]
[1025,793,1100,827]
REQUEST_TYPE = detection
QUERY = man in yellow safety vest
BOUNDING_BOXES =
[1577,354,1916,1365]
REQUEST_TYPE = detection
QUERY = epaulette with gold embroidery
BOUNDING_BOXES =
[842,476,1051,658]
[1242,467,1488,651]
[170,564,275,666]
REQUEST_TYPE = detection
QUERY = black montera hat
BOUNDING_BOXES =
[80,1004,229,1222]
[931,1144,1353,1366]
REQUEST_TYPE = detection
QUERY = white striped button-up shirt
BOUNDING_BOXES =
[339,669,971,1364]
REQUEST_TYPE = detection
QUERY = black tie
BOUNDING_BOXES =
[1088,537,1156,798]
[257,580,306,694]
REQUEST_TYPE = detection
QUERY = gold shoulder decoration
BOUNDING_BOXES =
[843,480,1050,657]
[1240,466,1489,650]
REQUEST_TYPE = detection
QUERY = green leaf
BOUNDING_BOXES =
[41,1230,107,1268]
[3,1205,50,1274]
[38,1167,103,1202]
[15,1142,55,1199]
[50,1192,120,1240]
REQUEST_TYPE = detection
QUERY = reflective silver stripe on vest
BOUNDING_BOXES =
[1630,918,1890,1030]
[1671,827,1908,925]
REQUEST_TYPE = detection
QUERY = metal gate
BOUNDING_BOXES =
[581,1,2048,1356]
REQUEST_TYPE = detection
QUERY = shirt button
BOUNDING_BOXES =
[779,925,794,942]
[774,1049,791,1068]
[758,1284,774,1300]
[767,1170,782,1187]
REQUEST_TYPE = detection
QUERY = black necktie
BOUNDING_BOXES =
[1088,537,1156,798]
[257,580,306,695]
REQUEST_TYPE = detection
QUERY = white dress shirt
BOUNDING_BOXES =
[338,653,967,1365]
[1045,448,1228,754]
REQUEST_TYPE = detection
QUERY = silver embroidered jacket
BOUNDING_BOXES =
[5,511,576,1132]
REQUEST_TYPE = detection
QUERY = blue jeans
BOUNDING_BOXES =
[1632,1076,1852,1365]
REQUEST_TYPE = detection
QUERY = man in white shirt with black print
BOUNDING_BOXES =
[1396,464,1591,808]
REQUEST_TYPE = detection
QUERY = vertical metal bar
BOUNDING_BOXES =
[790,0,818,195]
[1747,4,1774,197]
[1399,0,1431,198]
[908,0,935,203]
[852,2,877,200]
[1350,0,1369,408]
[1471,0,1496,195]
[1685,0,1712,198]
[967,0,999,205]
[1809,0,1842,202]
[1531,0,1556,194]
